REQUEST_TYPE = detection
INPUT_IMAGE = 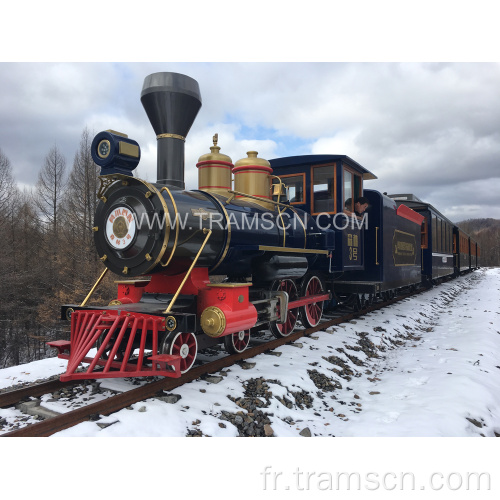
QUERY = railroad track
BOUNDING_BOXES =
[0,290,416,437]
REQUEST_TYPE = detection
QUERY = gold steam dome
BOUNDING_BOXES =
[196,134,233,196]
[233,151,273,209]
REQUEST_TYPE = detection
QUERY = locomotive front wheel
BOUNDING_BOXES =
[299,274,325,328]
[224,330,251,354]
[161,332,198,374]
[269,278,299,338]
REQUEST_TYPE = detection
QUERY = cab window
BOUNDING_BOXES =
[311,164,335,214]
[275,173,305,204]
[343,167,362,213]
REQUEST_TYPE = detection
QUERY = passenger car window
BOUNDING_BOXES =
[421,218,428,249]
[432,216,437,252]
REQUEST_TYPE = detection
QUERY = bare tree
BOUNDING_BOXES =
[0,147,15,225]
[64,127,100,254]
[35,144,66,240]
[61,126,114,298]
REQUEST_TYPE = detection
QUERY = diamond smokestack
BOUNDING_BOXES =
[140,72,202,189]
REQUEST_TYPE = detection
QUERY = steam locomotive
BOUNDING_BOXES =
[48,72,480,381]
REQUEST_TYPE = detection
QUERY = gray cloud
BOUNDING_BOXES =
[1,62,499,221]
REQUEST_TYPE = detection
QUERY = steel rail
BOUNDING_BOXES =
[0,379,72,409]
[1,290,415,437]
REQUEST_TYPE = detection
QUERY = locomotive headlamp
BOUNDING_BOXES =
[91,130,141,176]
[97,139,111,159]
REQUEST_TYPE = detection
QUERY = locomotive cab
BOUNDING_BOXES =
[269,154,377,273]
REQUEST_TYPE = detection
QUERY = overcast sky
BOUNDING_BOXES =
[1,62,498,222]
[2,2,499,222]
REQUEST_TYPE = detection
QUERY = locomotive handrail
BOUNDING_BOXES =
[163,228,213,314]
[159,186,180,268]
[79,267,109,307]
[226,189,291,209]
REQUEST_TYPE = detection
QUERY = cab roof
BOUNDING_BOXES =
[269,154,378,180]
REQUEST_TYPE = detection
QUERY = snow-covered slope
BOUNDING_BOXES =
[2,268,499,438]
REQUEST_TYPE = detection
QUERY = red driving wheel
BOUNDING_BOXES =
[269,278,299,338]
[300,274,325,328]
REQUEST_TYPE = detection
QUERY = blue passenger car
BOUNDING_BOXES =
[454,227,471,275]
[333,190,423,296]
[389,194,454,284]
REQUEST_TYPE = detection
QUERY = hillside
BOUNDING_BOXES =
[456,218,500,267]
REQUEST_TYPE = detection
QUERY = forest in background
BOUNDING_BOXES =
[1,133,499,369]
[0,128,117,369]
[456,219,500,267]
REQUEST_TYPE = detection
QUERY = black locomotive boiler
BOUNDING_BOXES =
[48,71,480,381]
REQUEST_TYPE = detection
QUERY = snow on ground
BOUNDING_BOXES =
[2,268,500,499]
[1,268,500,438]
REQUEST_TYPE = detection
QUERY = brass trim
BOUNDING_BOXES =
[165,316,177,332]
[65,308,74,321]
[392,229,417,267]
[80,268,109,307]
[206,283,252,288]
[164,229,213,314]
[97,175,116,200]
[224,192,236,205]
[92,226,99,232]
[118,141,139,158]
[258,245,329,255]
[100,255,108,262]
[159,186,179,269]
[200,306,226,337]
[157,133,185,141]
[106,130,128,138]
[393,229,416,238]
[122,267,129,275]
[108,299,122,306]
[135,181,171,274]
[114,279,151,285]
[208,195,232,273]
[227,190,290,209]
[143,182,171,273]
